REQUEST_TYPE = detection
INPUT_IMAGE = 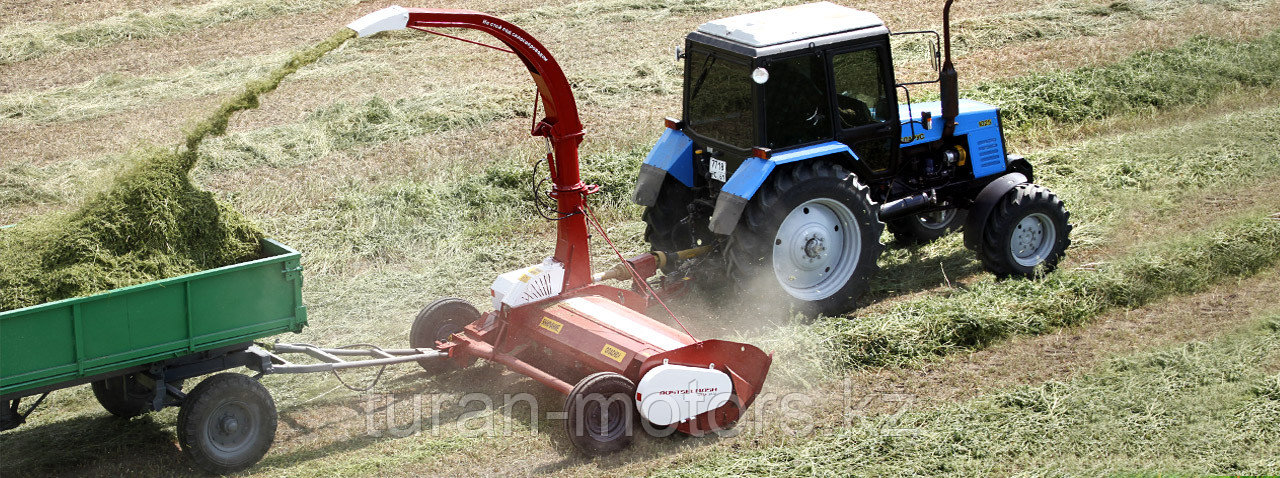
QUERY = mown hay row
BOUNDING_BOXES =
[820,214,1280,368]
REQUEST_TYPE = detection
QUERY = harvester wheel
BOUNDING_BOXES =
[410,298,479,375]
[978,183,1071,277]
[887,208,966,245]
[565,372,636,455]
[177,373,276,475]
[725,161,884,316]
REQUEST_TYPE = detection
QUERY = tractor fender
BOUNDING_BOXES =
[708,142,859,235]
[962,172,1028,251]
[633,128,694,206]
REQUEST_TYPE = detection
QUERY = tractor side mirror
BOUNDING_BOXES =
[929,41,941,72]
[675,46,685,60]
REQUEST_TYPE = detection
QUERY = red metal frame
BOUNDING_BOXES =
[395,8,771,436]
[403,8,594,289]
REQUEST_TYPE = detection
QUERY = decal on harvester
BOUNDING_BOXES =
[978,119,992,127]
[901,133,925,143]
[539,316,564,334]
[600,343,627,363]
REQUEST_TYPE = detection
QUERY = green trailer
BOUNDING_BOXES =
[1,237,445,473]
[1,238,309,473]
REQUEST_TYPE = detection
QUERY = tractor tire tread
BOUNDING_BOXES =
[978,183,1072,278]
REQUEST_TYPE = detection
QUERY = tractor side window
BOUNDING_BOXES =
[763,55,831,149]
[686,50,754,148]
[832,49,889,129]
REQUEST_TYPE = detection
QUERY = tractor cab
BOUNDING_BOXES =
[634,1,1072,317]
[680,2,901,181]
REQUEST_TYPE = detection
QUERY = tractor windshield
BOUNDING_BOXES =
[685,49,754,149]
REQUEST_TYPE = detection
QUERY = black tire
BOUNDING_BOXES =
[92,374,152,418]
[409,298,480,375]
[642,176,712,254]
[725,161,884,316]
[887,208,967,245]
[92,375,185,418]
[177,373,276,475]
[978,183,1072,278]
[565,372,636,455]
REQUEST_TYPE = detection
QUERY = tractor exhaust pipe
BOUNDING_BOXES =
[940,0,959,139]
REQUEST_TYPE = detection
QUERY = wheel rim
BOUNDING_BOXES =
[202,400,257,459]
[916,209,956,230]
[584,396,627,442]
[772,198,861,300]
[1010,212,1056,267]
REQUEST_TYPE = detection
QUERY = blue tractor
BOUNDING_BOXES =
[632,1,1071,315]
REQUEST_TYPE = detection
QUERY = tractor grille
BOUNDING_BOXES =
[975,137,1002,169]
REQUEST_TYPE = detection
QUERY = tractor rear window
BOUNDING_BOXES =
[685,50,754,148]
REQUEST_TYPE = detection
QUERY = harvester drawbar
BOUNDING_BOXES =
[338,6,774,454]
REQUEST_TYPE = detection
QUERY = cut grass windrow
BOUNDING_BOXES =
[654,313,1280,476]
[206,30,1280,176]
[0,0,357,65]
[970,29,1280,132]
[819,214,1280,369]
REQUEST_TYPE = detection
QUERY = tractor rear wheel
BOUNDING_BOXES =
[978,183,1071,277]
[887,208,966,245]
[565,372,636,455]
[726,161,884,316]
[643,176,711,254]
[410,298,480,375]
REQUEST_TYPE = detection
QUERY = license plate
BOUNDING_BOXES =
[709,158,727,182]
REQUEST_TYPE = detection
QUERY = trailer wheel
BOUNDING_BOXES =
[887,208,966,245]
[92,374,184,418]
[410,298,479,375]
[978,183,1071,278]
[91,375,151,418]
[726,161,884,316]
[177,373,276,475]
[565,372,635,455]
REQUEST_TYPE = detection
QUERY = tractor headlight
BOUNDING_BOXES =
[751,67,769,84]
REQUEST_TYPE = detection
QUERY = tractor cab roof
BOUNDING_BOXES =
[691,2,888,57]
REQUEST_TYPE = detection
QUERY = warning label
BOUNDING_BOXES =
[539,317,563,334]
[600,343,626,363]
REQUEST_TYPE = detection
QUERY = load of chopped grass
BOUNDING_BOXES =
[0,29,355,312]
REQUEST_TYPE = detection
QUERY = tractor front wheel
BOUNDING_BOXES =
[978,183,1071,277]
[726,161,884,316]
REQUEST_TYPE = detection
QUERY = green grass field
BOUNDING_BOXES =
[3,0,1280,476]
